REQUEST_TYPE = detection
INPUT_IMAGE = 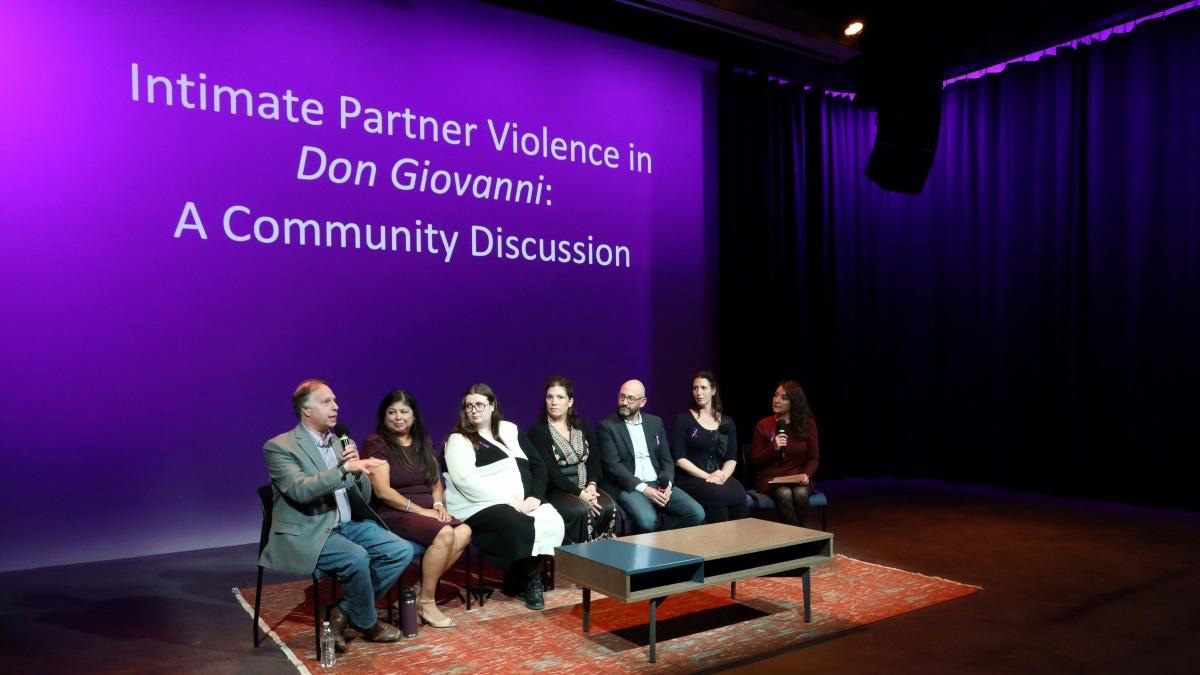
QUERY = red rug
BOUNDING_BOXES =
[235,555,979,675]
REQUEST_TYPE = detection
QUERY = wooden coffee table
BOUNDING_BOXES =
[555,519,834,662]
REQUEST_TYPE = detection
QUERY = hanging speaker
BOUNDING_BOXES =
[855,14,944,194]
[863,78,942,194]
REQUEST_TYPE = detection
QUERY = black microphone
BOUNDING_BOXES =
[333,422,351,450]
[775,419,788,460]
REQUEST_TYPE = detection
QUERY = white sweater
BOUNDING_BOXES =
[443,420,527,521]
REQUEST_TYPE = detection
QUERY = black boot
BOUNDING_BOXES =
[520,568,545,610]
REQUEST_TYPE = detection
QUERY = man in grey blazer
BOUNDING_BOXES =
[260,379,414,651]
[596,379,704,533]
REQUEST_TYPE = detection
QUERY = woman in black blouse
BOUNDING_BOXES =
[442,383,564,610]
[672,370,749,523]
[525,376,617,543]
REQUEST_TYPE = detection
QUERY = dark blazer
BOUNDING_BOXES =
[596,412,674,494]
[525,420,602,499]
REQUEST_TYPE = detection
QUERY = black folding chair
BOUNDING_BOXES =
[253,484,340,656]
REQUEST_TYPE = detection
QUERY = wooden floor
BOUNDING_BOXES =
[2,478,1197,675]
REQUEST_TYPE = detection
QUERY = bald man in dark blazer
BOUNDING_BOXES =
[596,379,704,533]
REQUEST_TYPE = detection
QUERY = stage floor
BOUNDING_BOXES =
[3,477,1197,675]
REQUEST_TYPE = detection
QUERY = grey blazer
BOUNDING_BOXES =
[259,423,384,576]
[596,412,674,494]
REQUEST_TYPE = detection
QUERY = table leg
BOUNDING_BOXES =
[802,567,811,622]
[648,597,661,663]
[731,581,736,599]
[582,587,591,632]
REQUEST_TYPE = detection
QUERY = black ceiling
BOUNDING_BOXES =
[489,0,1185,89]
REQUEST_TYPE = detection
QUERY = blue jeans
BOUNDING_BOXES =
[615,481,705,533]
[316,519,414,630]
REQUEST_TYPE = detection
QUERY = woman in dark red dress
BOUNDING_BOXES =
[750,380,819,526]
[362,389,471,628]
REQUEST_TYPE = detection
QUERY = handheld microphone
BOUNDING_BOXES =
[775,419,788,460]
[333,422,351,450]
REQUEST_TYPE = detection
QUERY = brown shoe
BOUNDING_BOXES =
[326,607,349,653]
[358,620,403,643]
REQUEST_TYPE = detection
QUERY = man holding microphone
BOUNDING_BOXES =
[260,379,414,651]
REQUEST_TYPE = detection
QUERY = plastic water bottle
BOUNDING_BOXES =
[320,620,336,668]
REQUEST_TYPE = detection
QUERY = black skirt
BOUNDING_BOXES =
[546,490,617,544]
[464,503,536,570]
[675,474,748,507]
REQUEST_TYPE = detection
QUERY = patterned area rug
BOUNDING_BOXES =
[236,554,979,675]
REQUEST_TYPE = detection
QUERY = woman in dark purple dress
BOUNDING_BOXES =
[362,389,471,628]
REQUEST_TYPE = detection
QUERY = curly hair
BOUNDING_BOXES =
[777,380,812,439]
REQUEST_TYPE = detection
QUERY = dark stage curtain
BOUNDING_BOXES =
[717,10,1200,509]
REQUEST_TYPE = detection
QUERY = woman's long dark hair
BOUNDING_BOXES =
[778,380,812,440]
[689,370,723,420]
[374,389,439,486]
[451,382,503,449]
[538,375,584,430]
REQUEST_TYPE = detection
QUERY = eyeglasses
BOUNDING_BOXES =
[618,394,644,403]
[462,401,491,412]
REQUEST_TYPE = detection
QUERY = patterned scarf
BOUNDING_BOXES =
[548,424,588,489]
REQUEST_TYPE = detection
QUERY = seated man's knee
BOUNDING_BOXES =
[633,509,659,531]
[621,496,657,532]
[384,537,414,567]
[344,548,372,576]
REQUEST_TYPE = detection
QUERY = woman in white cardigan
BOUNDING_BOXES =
[443,383,564,610]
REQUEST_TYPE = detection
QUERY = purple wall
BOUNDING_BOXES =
[0,0,716,571]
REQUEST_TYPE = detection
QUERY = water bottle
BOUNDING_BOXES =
[401,586,418,638]
[320,620,336,668]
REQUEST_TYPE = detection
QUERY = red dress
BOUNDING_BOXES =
[750,416,819,493]
[361,433,462,546]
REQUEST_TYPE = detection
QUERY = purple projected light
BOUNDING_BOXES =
[0,0,716,571]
